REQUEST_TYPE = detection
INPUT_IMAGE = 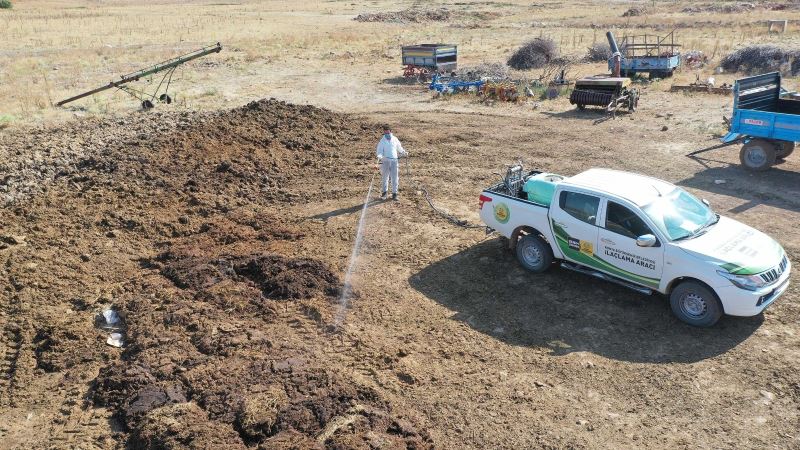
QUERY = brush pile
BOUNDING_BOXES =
[586,42,611,62]
[354,8,451,22]
[622,7,646,17]
[720,45,800,75]
[507,38,559,70]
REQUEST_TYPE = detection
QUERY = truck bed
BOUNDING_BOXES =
[484,169,550,207]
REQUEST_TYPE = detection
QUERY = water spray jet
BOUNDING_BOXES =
[333,173,376,328]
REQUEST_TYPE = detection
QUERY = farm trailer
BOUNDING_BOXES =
[401,44,457,81]
[690,72,800,171]
[610,31,681,79]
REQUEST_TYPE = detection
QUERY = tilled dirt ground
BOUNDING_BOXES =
[1,86,800,449]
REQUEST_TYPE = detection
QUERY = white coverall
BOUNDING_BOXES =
[376,134,407,195]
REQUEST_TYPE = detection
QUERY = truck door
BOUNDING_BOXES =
[596,200,664,289]
[550,190,601,266]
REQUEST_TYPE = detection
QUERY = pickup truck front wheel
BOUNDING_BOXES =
[516,234,553,273]
[669,281,723,327]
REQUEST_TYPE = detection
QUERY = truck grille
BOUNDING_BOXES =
[759,255,789,284]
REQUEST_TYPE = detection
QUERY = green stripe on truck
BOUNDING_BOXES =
[552,221,660,289]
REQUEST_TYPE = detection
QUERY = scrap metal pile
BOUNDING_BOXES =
[428,75,534,103]
[670,74,732,95]
[481,81,522,101]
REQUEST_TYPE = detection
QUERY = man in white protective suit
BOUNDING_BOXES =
[375,125,408,201]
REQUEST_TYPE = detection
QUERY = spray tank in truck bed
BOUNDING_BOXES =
[522,172,565,206]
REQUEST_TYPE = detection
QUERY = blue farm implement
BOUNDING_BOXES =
[428,74,484,94]
[687,72,800,171]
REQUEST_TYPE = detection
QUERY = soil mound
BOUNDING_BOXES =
[234,255,341,299]
[682,2,755,13]
[0,98,374,207]
[94,308,433,448]
[354,8,451,22]
[3,96,431,448]
[131,402,247,450]
[156,251,341,300]
[92,220,429,448]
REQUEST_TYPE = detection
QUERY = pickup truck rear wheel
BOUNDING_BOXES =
[669,281,723,327]
[740,139,777,171]
[515,234,553,273]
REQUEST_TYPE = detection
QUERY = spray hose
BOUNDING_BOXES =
[402,154,487,230]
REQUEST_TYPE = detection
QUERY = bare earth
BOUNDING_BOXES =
[2,1,800,449]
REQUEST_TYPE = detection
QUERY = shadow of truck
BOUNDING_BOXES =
[678,162,800,214]
[409,238,762,364]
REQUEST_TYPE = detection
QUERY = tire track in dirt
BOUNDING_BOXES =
[0,322,22,407]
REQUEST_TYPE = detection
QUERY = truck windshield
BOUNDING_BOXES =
[641,188,716,241]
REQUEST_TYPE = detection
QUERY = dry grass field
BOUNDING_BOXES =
[3,1,800,449]
[2,0,800,123]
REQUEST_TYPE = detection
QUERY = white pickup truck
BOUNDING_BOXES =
[479,166,791,327]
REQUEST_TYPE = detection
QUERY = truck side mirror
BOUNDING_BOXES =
[702,198,710,207]
[636,234,657,247]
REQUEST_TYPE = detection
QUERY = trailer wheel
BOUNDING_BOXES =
[669,281,723,327]
[577,104,586,111]
[776,141,795,159]
[740,139,777,171]
[515,234,553,273]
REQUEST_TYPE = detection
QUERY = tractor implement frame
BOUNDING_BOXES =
[56,42,222,108]
[686,138,745,157]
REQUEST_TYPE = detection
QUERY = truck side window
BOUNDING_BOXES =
[605,201,653,239]
[559,191,600,225]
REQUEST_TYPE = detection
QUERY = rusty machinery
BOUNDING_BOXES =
[569,32,639,114]
[481,81,520,102]
[57,43,222,110]
[670,74,733,95]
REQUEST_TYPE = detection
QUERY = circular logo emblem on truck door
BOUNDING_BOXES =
[494,203,510,224]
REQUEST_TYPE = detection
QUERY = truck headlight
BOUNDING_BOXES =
[717,270,766,291]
